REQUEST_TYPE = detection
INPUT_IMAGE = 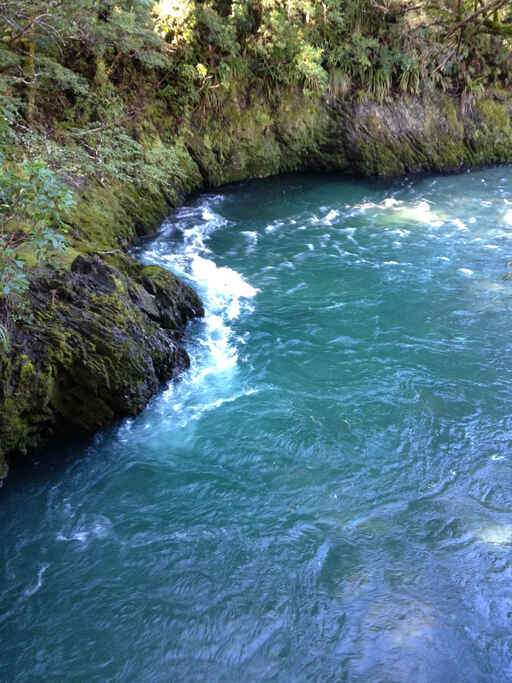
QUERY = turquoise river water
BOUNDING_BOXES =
[2,168,512,681]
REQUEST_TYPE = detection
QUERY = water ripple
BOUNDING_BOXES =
[2,169,512,680]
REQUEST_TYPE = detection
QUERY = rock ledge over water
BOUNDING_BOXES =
[0,253,203,471]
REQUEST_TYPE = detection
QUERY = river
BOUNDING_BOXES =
[2,168,512,681]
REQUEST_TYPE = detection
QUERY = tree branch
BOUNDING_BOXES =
[482,18,512,36]
[443,0,508,38]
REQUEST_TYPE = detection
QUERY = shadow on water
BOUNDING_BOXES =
[3,427,114,494]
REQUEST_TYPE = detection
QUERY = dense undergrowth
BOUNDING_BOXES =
[3,0,512,183]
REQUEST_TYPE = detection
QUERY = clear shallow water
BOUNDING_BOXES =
[3,169,512,681]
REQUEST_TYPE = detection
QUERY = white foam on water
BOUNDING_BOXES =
[395,200,444,226]
[332,245,357,258]
[285,282,308,296]
[57,531,88,543]
[202,208,215,221]
[452,219,467,231]
[352,201,377,213]
[324,209,339,223]
[174,388,260,427]
[340,227,358,245]
[478,524,512,545]
[382,197,402,208]
[353,197,403,214]
[355,197,447,228]
[56,515,112,545]
[24,564,49,597]
[241,231,259,252]
[458,268,474,276]
[140,199,259,426]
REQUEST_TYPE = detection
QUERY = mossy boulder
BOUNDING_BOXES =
[0,254,203,475]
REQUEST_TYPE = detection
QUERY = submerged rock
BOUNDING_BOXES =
[0,253,203,475]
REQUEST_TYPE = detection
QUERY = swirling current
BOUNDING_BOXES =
[3,169,512,681]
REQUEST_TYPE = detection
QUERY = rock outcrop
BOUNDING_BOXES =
[0,254,203,465]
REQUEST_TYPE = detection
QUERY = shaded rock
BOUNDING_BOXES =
[0,254,203,469]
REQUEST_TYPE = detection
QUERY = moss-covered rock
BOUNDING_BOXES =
[325,92,512,177]
[180,87,512,184]
[0,254,203,475]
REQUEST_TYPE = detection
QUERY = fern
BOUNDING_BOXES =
[0,323,9,353]
[329,69,352,100]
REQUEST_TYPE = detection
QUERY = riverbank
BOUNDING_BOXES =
[2,87,512,478]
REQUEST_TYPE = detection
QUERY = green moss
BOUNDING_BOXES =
[0,356,54,456]
[140,265,179,291]
[442,99,463,136]
[68,180,168,250]
[473,97,512,163]
[332,92,512,177]
[478,98,511,131]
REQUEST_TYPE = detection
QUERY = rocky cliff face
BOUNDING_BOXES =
[327,95,512,176]
[181,89,512,182]
[1,89,511,478]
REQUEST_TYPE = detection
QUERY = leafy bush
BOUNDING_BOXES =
[0,157,73,313]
